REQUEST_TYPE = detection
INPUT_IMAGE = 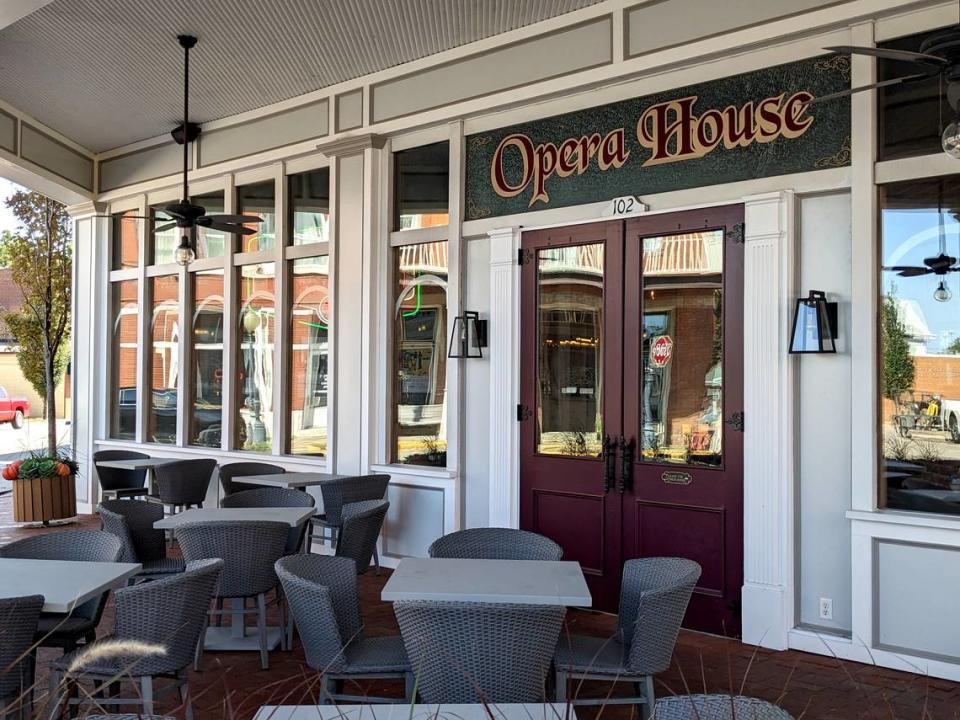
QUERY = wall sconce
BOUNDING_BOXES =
[448,311,488,359]
[789,290,837,354]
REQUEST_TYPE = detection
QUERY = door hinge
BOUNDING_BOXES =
[517,404,533,422]
[725,411,744,433]
[518,248,534,266]
[729,222,745,244]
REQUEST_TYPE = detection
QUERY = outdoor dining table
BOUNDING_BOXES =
[232,471,355,490]
[254,704,577,720]
[381,558,592,607]
[0,558,141,613]
[95,456,177,496]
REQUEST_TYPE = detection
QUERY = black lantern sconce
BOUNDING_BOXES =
[789,290,838,354]
[448,311,488,359]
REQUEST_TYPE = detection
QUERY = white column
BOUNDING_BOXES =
[740,190,796,650]
[487,226,522,529]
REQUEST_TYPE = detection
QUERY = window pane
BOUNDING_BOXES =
[880,176,960,516]
[110,280,138,439]
[289,257,329,456]
[641,231,724,467]
[536,244,604,456]
[236,262,275,451]
[393,242,447,466]
[194,191,226,258]
[289,169,330,245]
[394,142,449,230]
[111,211,139,270]
[237,181,275,253]
[190,269,224,448]
[147,275,179,444]
[152,205,177,265]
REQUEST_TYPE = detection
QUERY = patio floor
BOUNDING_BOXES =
[2,494,959,719]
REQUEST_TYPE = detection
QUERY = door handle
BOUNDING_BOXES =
[601,434,615,494]
[618,435,634,494]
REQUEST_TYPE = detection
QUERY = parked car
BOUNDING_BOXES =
[0,386,29,429]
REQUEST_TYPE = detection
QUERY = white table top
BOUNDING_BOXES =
[381,558,591,606]
[154,506,315,529]
[96,457,177,470]
[254,704,576,720]
[233,472,354,489]
[0,558,141,613]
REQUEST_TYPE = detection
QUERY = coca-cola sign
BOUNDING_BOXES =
[465,55,850,220]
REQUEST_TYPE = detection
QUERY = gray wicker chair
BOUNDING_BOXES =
[94,449,150,501]
[176,521,289,669]
[428,527,563,561]
[554,557,702,718]
[276,555,412,704]
[100,500,185,582]
[654,695,794,719]
[307,474,389,560]
[48,559,223,720]
[149,458,216,514]
[221,487,315,554]
[394,599,565,703]
[0,594,43,720]
[218,461,285,498]
[0,531,123,652]
[335,499,389,575]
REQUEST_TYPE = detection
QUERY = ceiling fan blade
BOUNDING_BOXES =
[898,267,933,277]
[203,221,257,235]
[809,74,927,104]
[202,214,263,224]
[151,222,178,234]
[824,45,948,67]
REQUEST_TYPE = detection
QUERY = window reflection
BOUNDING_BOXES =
[148,275,179,444]
[194,191,226,258]
[190,270,224,448]
[290,170,330,245]
[880,177,960,516]
[236,263,275,451]
[641,231,724,467]
[237,181,275,253]
[393,242,447,466]
[111,280,139,439]
[394,142,449,230]
[152,206,177,265]
[289,257,329,456]
[536,244,604,457]
[111,211,139,270]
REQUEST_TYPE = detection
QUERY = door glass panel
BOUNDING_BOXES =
[641,230,724,467]
[536,244,604,456]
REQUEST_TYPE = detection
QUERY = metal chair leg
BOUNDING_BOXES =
[554,670,567,702]
[178,670,193,720]
[140,676,154,716]
[640,675,655,720]
[257,592,269,670]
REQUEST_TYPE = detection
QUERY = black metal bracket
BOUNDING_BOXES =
[729,222,745,244]
[516,404,533,422]
[601,434,616,494]
[725,411,745,433]
[517,248,535,266]
[618,435,634,494]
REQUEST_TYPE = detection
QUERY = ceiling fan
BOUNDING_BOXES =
[159,35,262,265]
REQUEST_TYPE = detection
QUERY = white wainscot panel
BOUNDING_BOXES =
[876,540,960,662]
[383,483,446,560]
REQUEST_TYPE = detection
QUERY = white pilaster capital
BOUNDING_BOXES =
[488,226,521,265]
[316,133,386,158]
[66,200,107,220]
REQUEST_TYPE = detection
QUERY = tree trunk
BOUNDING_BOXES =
[45,349,56,455]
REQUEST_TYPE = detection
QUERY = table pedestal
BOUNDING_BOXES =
[203,600,283,651]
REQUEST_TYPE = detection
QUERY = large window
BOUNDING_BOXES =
[236,263,275,451]
[394,142,449,230]
[190,270,224,447]
[237,180,276,253]
[392,241,448,466]
[112,211,139,270]
[194,191,226,258]
[147,275,179,444]
[289,257,329,455]
[880,176,960,516]
[290,169,330,245]
[110,279,139,439]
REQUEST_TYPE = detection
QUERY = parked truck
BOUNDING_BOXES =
[0,386,29,429]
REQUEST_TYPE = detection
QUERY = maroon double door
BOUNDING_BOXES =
[519,205,744,635]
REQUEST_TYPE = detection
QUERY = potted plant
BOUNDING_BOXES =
[5,452,79,525]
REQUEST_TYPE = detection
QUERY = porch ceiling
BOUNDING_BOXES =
[0,0,602,154]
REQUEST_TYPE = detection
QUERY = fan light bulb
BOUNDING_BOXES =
[943,119,960,159]
[935,280,952,303]
[175,235,195,266]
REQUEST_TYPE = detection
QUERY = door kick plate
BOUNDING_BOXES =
[662,471,693,485]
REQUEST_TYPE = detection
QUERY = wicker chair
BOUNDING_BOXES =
[0,594,43,720]
[307,474,389,559]
[218,461,285,498]
[48,559,223,720]
[176,521,289,669]
[0,531,123,652]
[554,557,702,718]
[335,499,389,575]
[221,487,315,554]
[276,555,412,704]
[100,500,185,582]
[149,458,216,514]
[394,599,565,703]
[428,528,563,561]
[654,695,794,719]
[94,449,150,501]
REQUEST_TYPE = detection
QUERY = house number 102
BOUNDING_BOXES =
[605,196,647,218]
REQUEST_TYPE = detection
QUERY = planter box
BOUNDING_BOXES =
[12,475,76,523]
